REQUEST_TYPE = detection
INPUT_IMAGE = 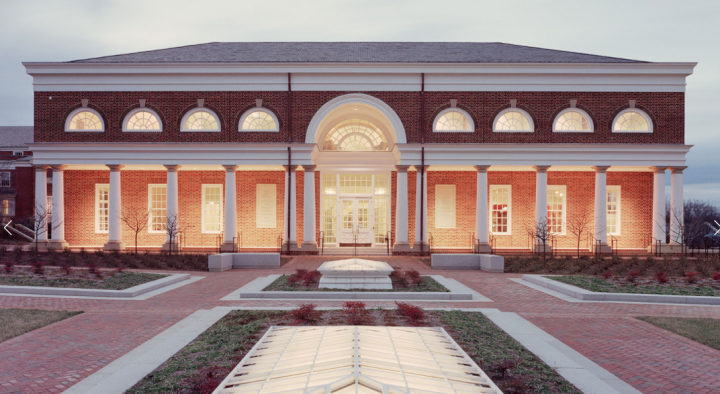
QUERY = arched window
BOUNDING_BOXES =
[181,108,220,132]
[65,109,104,132]
[239,109,279,132]
[323,119,388,152]
[123,108,162,132]
[493,109,534,132]
[433,109,474,132]
[612,109,652,133]
[553,109,593,132]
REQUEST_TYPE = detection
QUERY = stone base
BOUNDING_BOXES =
[47,240,69,251]
[319,277,393,290]
[430,254,505,273]
[103,241,125,251]
[648,244,684,254]
[475,242,492,254]
[301,241,318,252]
[29,241,49,252]
[208,253,281,271]
[287,241,301,252]
[590,244,613,254]
[411,242,429,252]
[534,244,553,254]
[161,242,180,252]
[393,242,412,253]
[219,242,237,252]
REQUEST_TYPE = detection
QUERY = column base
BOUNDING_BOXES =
[220,242,237,253]
[589,244,613,254]
[301,242,318,252]
[534,244,553,254]
[30,241,50,252]
[287,241,301,252]
[160,242,179,252]
[393,242,412,253]
[475,242,493,254]
[648,244,683,254]
[103,241,126,251]
[411,242,429,251]
[48,240,69,251]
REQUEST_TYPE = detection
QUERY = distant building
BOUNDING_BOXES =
[0,126,35,224]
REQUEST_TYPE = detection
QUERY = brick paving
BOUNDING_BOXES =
[1,256,720,393]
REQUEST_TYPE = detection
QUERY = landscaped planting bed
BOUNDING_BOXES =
[549,274,720,297]
[126,305,581,394]
[637,316,720,351]
[0,308,82,343]
[262,268,449,292]
[0,265,167,290]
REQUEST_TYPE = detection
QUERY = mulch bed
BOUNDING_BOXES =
[550,275,720,296]
[0,266,167,290]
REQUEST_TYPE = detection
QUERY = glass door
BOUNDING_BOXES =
[337,198,374,246]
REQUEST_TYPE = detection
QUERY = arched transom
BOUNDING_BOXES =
[322,119,389,151]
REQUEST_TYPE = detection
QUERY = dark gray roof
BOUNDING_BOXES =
[69,42,644,64]
[0,127,33,148]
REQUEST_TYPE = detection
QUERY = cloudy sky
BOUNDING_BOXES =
[1,0,718,204]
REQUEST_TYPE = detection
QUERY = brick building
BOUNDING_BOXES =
[0,126,35,226]
[21,42,695,254]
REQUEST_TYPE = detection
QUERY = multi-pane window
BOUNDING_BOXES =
[339,174,372,195]
[323,119,388,151]
[125,110,161,131]
[553,110,592,132]
[148,185,167,233]
[607,186,621,235]
[490,186,511,234]
[613,110,651,132]
[95,184,109,233]
[67,110,104,131]
[0,172,10,187]
[202,185,223,233]
[374,196,389,244]
[2,199,10,215]
[547,186,566,234]
[322,196,337,244]
[434,110,473,132]
[241,110,279,131]
[357,200,369,230]
[341,200,354,230]
[182,109,220,131]
[493,110,533,132]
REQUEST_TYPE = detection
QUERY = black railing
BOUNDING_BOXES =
[489,232,496,254]
[609,234,618,257]
[428,232,434,254]
[385,231,392,256]
[643,235,662,257]
[353,227,359,257]
[277,233,283,254]
[318,231,324,256]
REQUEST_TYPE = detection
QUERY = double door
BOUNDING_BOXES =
[338,198,373,245]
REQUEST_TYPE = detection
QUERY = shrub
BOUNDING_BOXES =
[190,367,226,394]
[712,271,720,282]
[302,270,321,286]
[288,303,319,325]
[395,302,425,326]
[87,262,98,275]
[411,276,424,286]
[342,301,368,325]
[626,271,640,283]
[2,260,14,273]
[394,273,409,287]
[405,269,420,279]
[685,271,699,284]
[31,261,46,275]
[61,261,72,275]
[116,265,126,274]
[655,271,668,284]
[601,271,613,279]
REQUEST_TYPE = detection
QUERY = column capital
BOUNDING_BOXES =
[395,165,411,173]
[283,165,300,172]
[591,165,611,173]
[50,165,67,171]
[650,166,668,173]
[302,165,317,172]
[670,166,687,174]
[34,165,50,172]
[222,164,238,171]
[107,164,124,172]
[474,165,491,173]
[163,164,180,172]
[533,165,551,173]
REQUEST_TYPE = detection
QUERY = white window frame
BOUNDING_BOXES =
[201,184,223,234]
[489,185,511,235]
[607,186,621,236]
[65,108,105,132]
[147,184,167,234]
[238,108,280,132]
[612,109,653,133]
[552,108,594,133]
[95,184,110,234]
[432,108,475,133]
[547,185,567,235]
[492,108,534,133]
[123,108,163,132]
[180,108,221,132]
[0,172,10,187]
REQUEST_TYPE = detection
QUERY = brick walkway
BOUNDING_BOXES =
[1,256,719,393]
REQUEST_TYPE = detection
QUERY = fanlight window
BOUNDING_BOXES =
[124,110,161,131]
[323,119,388,152]
[66,110,104,131]
[494,110,533,132]
[434,109,473,132]
[613,110,652,133]
[240,109,278,132]
[554,110,592,132]
[182,109,220,131]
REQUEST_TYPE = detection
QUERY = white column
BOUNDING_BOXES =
[534,166,550,226]
[475,165,491,252]
[49,165,68,250]
[288,165,298,250]
[670,166,686,245]
[303,165,318,250]
[652,166,667,247]
[422,169,427,245]
[593,166,611,252]
[34,165,49,246]
[413,167,422,249]
[162,164,180,251]
[394,165,410,251]
[221,165,238,252]
[104,164,125,251]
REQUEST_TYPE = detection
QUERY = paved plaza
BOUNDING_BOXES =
[1,256,719,393]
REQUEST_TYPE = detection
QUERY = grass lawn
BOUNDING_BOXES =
[548,275,720,297]
[637,316,720,351]
[0,308,82,343]
[0,272,168,290]
[126,309,581,394]
[262,274,449,292]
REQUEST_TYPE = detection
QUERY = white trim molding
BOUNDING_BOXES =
[238,108,280,132]
[552,108,594,133]
[433,108,475,133]
[123,108,163,132]
[612,108,653,133]
[180,108,221,132]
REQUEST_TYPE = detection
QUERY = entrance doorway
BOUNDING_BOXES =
[339,198,372,246]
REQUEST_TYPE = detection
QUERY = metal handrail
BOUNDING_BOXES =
[238,230,243,251]
[643,234,662,257]
[549,234,557,257]
[318,231,324,256]
[277,233,283,254]
[428,232,434,254]
[385,231,392,256]
[469,232,475,252]
[353,227,359,257]
[609,234,618,257]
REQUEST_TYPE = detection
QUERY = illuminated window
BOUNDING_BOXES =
[493,109,533,132]
[613,109,652,133]
[433,109,474,132]
[181,108,220,132]
[124,109,162,132]
[148,184,167,233]
[239,109,279,132]
[547,186,566,234]
[95,184,109,233]
[323,119,388,151]
[490,185,511,234]
[553,109,593,132]
[202,184,223,233]
[339,174,372,194]
[607,186,621,235]
[66,109,104,132]
[0,172,9,187]
[374,174,389,244]
[1,199,12,216]
[322,196,336,244]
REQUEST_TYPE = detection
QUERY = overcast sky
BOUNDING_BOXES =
[1,0,718,204]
